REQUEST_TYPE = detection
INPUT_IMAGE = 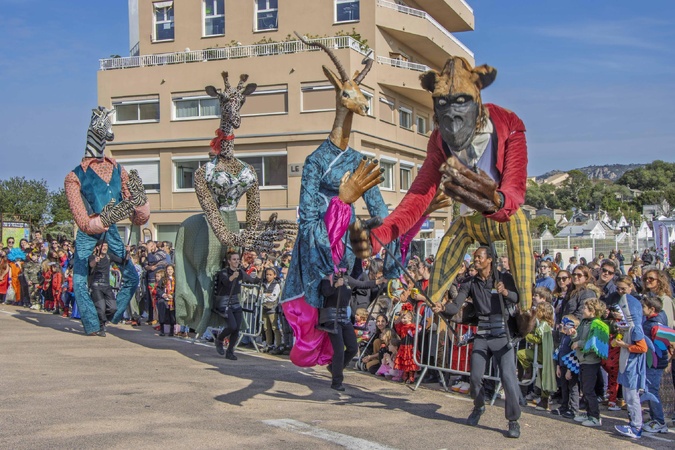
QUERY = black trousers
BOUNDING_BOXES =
[470,335,521,421]
[560,369,580,414]
[580,363,601,419]
[90,283,117,328]
[217,305,243,353]
[328,321,358,386]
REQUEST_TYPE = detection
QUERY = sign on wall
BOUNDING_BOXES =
[288,163,303,177]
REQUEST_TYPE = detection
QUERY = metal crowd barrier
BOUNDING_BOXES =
[412,302,540,403]
[235,283,264,351]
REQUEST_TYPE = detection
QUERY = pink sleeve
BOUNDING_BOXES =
[325,197,352,267]
[132,203,150,225]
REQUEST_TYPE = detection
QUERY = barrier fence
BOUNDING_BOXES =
[236,283,264,350]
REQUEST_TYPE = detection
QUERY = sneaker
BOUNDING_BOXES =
[643,420,668,434]
[215,339,225,356]
[507,420,520,438]
[614,425,641,439]
[562,410,575,419]
[525,391,537,402]
[458,382,470,394]
[530,396,541,406]
[451,380,463,392]
[582,417,602,427]
[225,350,237,360]
[607,402,622,411]
[535,397,549,411]
[466,406,485,426]
[574,413,588,422]
[330,383,345,391]
[550,408,566,416]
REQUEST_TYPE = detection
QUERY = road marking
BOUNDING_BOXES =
[263,419,397,450]
[0,309,17,315]
[642,433,674,443]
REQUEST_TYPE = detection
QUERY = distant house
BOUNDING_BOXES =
[643,200,671,221]
[537,208,566,223]
[556,215,569,228]
[637,221,653,239]
[521,205,537,220]
[556,220,613,239]
[542,172,569,186]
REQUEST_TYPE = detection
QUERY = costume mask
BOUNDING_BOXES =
[420,57,497,152]
[85,106,115,159]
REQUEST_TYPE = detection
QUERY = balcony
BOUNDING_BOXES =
[412,0,474,32]
[376,0,474,67]
[99,36,369,71]
[376,56,433,107]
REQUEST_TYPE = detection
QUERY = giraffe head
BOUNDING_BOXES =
[84,106,115,159]
[205,72,257,158]
[294,32,372,117]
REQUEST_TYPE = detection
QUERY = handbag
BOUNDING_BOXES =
[6,283,15,302]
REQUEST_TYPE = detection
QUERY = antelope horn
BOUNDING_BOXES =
[354,51,374,85]
[294,31,349,82]
[221,71,231,90]
[237,73,249,90]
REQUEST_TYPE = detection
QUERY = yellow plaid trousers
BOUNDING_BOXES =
[429,208,534,310]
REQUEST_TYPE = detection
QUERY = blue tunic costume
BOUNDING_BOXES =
[72,164,139,334]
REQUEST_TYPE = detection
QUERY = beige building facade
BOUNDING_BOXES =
[99,0,475,244]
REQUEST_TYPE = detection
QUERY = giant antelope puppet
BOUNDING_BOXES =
[64,106,150,335]
[279,33,402,368]
[174,71,294,338]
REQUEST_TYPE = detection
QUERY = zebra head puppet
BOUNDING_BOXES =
[85,106,115,159]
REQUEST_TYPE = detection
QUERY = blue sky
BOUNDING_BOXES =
[0,0,674,190]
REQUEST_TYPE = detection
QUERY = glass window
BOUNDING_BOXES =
[380,161,394,190]
[238,154,287,187]
[174,160,207,190]
[204,0,225,36]
[174,97,219,119]
[399,106,412,129]
[379,95,395,123]
[241,86,288,116]
[336,0,359,23]
[121,161,160,191]
[114,100,160,123]
[255,0,278,31]
[154,2,174,41]
[416,115,428,135]
[362,90,374,117]
[400,166,412,191]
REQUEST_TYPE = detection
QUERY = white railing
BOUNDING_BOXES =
[377,0,474,58]
[377,55,430,72]
[100,36,369,71]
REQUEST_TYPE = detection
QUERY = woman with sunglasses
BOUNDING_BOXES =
[552,270,572,318]
[560,266,599,322]
[642,270,674,328]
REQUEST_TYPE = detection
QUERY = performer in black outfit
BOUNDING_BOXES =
[214,252,260,360]
[320,272,358,391]
[88,241,126,337]
[433,246,522,438]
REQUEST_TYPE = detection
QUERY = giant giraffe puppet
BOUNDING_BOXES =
[65,106,150,335]
[174,71,294,338]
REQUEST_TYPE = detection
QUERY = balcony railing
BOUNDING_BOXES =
[377,0,474,58]
[100,36,369,71]
[377,55,430,72]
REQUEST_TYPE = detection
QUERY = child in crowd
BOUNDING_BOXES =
[41,260,53,311]
[377,335,403,381]
[533,287,552,305]
[62,267,74,318]
[50,262,64,315]
[641,295,670,434]
[517,302,555,410]
[552,315,580,418]
[571,298,609,427]
[394,306,419,384]
[602,278,631,411]
[353,307,371,344]
[614,293,648,439]
[156,267,176,337]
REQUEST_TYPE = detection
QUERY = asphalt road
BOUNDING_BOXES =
[1,304,673,450]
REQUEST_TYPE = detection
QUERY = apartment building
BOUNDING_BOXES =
[99,0,475,243]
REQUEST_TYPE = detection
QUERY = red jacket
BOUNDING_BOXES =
[371,104,527,252]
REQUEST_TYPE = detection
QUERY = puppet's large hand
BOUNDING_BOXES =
[349,220,372,260]
[338,157,384,205]
[424,189,452,216]
[439,157,502,214]
[257,213,298,241]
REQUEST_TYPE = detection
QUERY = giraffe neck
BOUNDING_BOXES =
[329,106,353,151]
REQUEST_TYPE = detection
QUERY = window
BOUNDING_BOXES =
[301,83,335,112]
[380,160,394,190]
[241,85,288,116]
[153,1,174,41]
[400,165,412,191]
[239,154,288,187]
[204,0,225,36]
[157,224,180,246]
[255,0,278,31]
[120,160,160,191]
[335,0,359,23]
[399,105,412,129]
[416,115,428,135]
[379,95,395,123]
[113,98,160,123]
[362,89,374,117]
[174,159,208,190]
[173,95,219,120]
